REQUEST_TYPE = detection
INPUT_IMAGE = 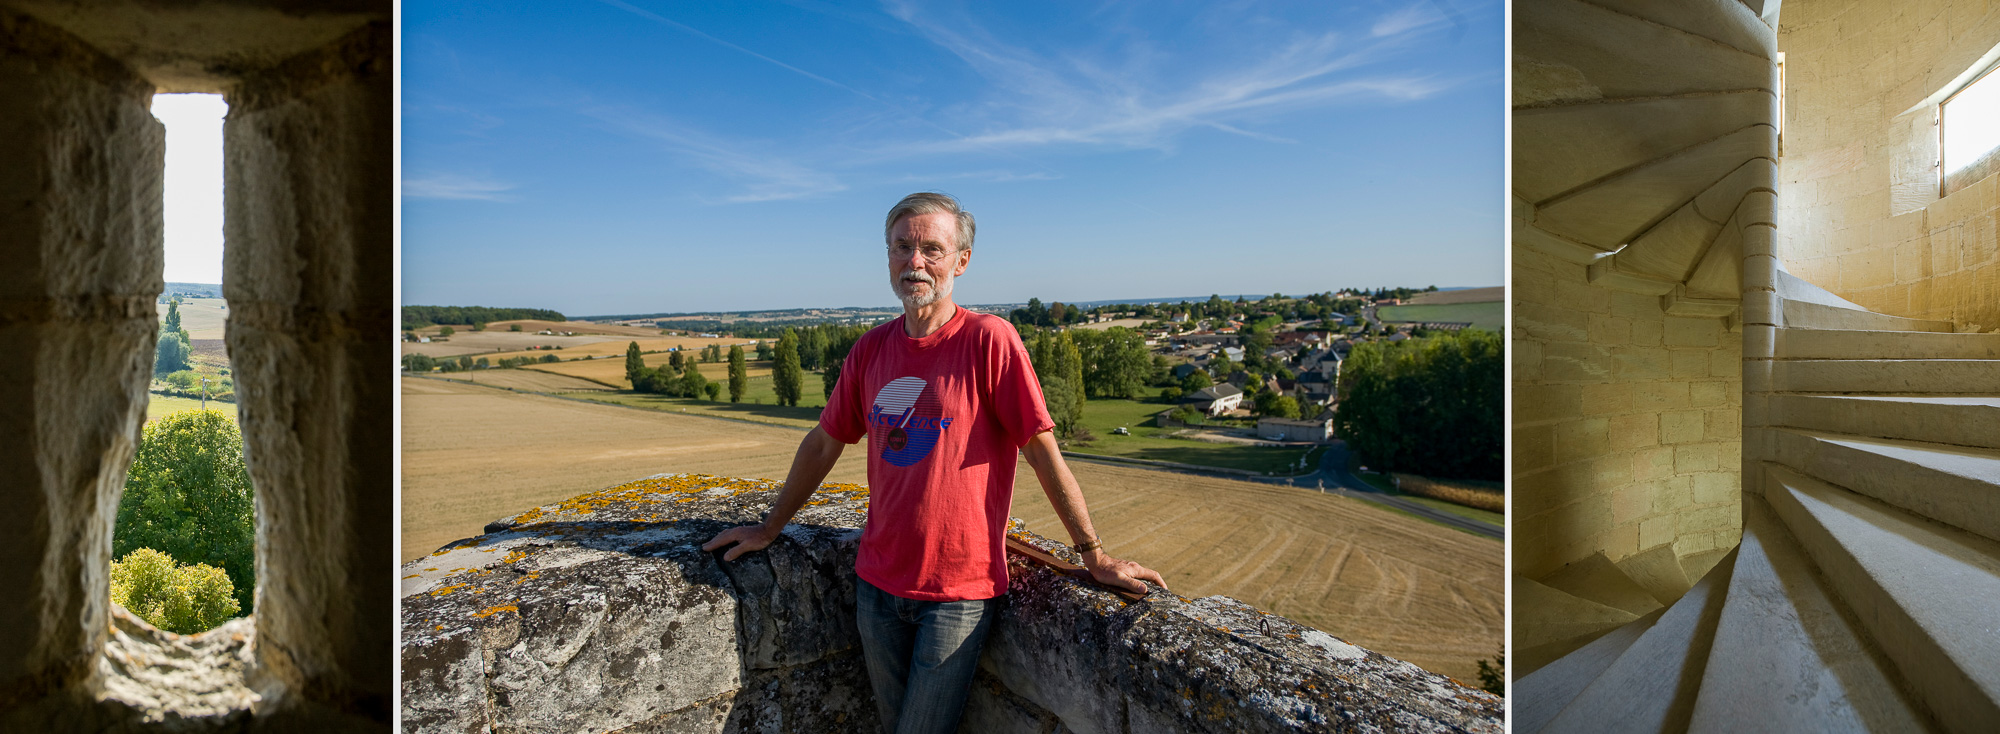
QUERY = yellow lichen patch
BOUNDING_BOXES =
[403,574,420,579]
[423,567,438,571]
[473,604,519,618]
[429,583,470,597]
[514,572,542,584]
[500,549,530,564]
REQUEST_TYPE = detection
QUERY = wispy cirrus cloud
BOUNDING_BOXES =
[579,106,846,204]
[404,174,516,201]
[879,1,1459,155]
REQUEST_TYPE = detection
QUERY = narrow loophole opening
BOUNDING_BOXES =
[109,93,253,636]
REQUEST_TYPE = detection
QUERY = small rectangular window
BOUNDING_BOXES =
[1942,63,2000,195]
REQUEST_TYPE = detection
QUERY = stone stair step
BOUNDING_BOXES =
[1539,547,1738,734]
[1772,359,2000,394]
[1516,607,1663,734]
[1765,465,2000,733]
[1774,395,2000,450]
[1769,428,2000,543]
[1688,497,1933,732]
[1538,552,1666,616]
[1776,328,2000,361]
[1782,299,1956,333]
[1614,543,1694,606]
[1679,548,1731,583]
[1515,576,1640,676]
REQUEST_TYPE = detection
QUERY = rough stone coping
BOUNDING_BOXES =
[400,473,1502,733]
[97,605,258,726]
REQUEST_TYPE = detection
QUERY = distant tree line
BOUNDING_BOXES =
[402,306,565,330]
[1334,329,1501,480]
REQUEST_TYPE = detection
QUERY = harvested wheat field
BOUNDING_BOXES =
[481,335,756,364]
[159,297,229,339]
[428,369,614,392]
[519,354,774,387]
[401,378,1501,681]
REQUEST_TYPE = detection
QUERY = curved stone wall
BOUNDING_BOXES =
[400,474,1502,733]
[1777,0,2000,330]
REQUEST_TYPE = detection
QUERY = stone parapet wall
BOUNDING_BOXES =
[400,474,1501,733]
[1513,246,1744,579]
[1777,0,2000,330]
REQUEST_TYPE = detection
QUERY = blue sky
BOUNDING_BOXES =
[402,0,1503,316]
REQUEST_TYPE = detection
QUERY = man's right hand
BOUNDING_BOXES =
[702,523,779,561]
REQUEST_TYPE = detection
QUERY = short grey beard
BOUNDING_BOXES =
[895,270,952,308]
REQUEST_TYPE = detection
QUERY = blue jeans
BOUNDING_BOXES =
[854,577,1001,734]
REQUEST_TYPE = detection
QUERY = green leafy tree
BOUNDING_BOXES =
[1179,370,1213,393]
[115,410,255,613]
[625,341,645,389]
[727,345,749,402]
[110,548,239,634]
[439,326,455,337]
[820,325,866,400]
[703,382,722,401]
[772,329,803,407]
[403,354,437,372]
[457,356,474,372]
[540,353,560,363]
[155,330,193,375]
[510,323,522,332]
[756,340,773,361]
[1334,329,1502,480]
[680,361,710,399]
[162,297,184,334]
[668,350,684,370]
[1254,391,1302,420]
[1029,331,1085,438]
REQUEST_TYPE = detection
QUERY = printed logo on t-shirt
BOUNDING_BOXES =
[869,376,954,467]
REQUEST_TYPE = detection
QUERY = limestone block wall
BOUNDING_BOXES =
[0,7,164,706]
[224,22,393,723]
[1776,0,2000,329]
[1513,245,1744,579]
[400,475,1502,733]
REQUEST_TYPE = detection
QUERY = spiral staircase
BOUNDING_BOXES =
[1514,1,2000,732]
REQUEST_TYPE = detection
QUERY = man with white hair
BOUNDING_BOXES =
[704,192,1166,733]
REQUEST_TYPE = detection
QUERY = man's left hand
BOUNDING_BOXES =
[1081,552,1169,596]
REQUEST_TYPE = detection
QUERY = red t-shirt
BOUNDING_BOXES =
[819,307,1055,601]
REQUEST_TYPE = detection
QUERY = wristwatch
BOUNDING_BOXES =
[1072,537,1103,555]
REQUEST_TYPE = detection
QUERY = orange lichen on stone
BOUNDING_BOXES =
[429,583,470,597]
[500,549,529,564]
[473,605,518,618]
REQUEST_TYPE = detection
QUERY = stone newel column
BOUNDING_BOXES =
[0,9,163,707]
[223,22,392,721]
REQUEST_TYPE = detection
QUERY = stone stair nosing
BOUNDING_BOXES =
[1515,576,1640,678]
[1775,328,2000,361]
[1515,606,1664,734]
[1768,427,2000,544]
[1613,543,1694,606]
[1771,359,2000,394]
[1772,395,2000,450]
[1678,547,1731,584]
[1537,552,1666,617]
[1781,299,1956,333]
[1764,464,2000,734]
[1687,497,1936,732]
[1538,547,1740,734]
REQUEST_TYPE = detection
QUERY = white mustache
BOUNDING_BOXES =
[900,270,934,285]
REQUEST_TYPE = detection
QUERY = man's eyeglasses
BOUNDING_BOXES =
[889,243,957,263]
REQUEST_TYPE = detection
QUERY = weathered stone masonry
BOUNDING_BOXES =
[0,1,389,729]
[401,474,1503,733]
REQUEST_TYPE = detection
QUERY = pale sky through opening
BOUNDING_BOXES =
[151,94,227,286]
